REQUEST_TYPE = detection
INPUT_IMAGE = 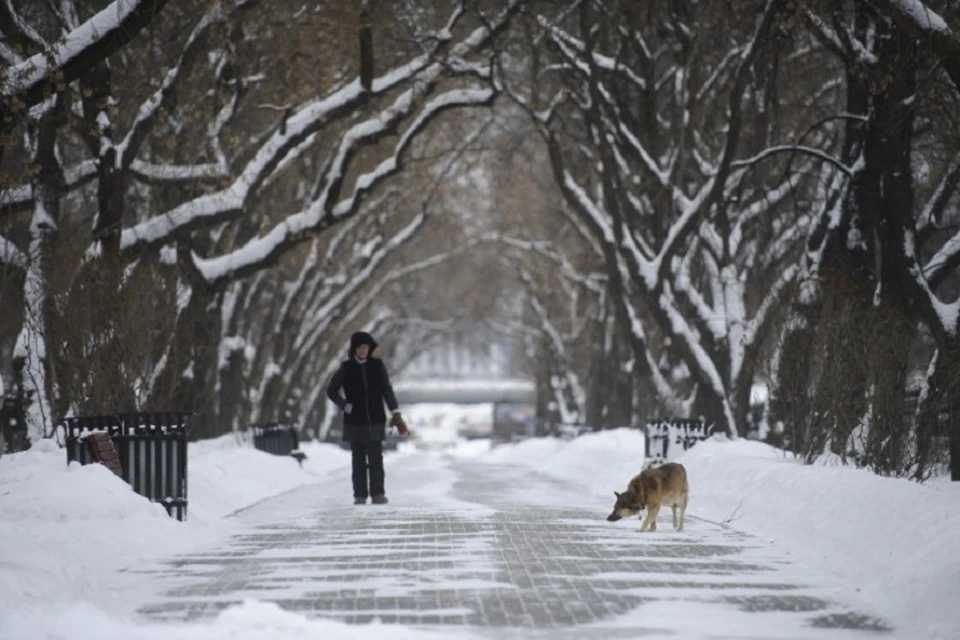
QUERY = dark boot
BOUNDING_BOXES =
[354,496,367,505]
[371,494,389,505]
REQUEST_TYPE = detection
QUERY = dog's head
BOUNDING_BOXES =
[606,490,642,522]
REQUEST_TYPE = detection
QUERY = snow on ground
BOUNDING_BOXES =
[0,434,354,638]
[483,430,960,639]
[404,402,494,448]
[4,600,471,640]
[1,415,959,639]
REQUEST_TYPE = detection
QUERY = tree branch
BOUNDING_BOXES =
[1,0,172,108]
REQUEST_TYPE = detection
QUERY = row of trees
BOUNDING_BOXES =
[0,0,523,441]
[492,0,960,479]
[1,1,958,479]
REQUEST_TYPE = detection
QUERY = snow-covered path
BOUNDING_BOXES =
[131,453,896,639]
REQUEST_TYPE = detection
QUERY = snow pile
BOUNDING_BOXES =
[679,437,960,639]
[0,436,350,622]
[0,438,189,613]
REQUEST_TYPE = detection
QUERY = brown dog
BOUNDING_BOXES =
[607,462,689,532]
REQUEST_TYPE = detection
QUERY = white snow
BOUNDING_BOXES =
[487,431,960,638]
[1,421,959,639]
[885,0,953,37]
[0,234,26,269]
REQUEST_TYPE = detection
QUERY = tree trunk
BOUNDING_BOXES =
[14,104,63,442]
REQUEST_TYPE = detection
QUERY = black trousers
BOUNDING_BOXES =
[350,440,384,498]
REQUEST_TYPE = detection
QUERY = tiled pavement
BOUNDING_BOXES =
[134,457,895,638]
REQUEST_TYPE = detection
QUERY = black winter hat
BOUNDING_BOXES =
[349,331,378,356]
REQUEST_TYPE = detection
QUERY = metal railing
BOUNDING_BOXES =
[251,422,307,465]
[644,418,714,461]
[63,412,191,521]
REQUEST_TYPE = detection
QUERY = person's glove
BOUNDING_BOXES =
[389,410,408,436]
[344,403,352,415]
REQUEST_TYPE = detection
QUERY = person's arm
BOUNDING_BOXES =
[326,364,348,411]
[380,360,400,414]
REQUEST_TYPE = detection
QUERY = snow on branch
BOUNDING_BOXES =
[292,213,427,357]
[105,76,401,255]
[909,232,960,336]
[1,0,172,107]
[876,0,954,38]
[659,283,739,436]
[923,230,960,288]
[799,8,849,61]
[192,85,495,286]
[741,263,800,370]
[918,153,960,234]
[130,159,230,182]
[117,0,253,167]
[2,159,97,213]
[330,87,495,217]
[542,16,649,91]
[731,145,853,178]
[94,5,510,260]
[0,232,26,269]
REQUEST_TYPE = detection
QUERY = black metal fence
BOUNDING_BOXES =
[645,418,715,461]
[1,396,27,454]
[251,422,299,455]
[63,412,191,521]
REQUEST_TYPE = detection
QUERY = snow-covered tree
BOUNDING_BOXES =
[0,0,522,440]
[505,0,837,437]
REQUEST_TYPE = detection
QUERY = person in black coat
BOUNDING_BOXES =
[326,331,405,504]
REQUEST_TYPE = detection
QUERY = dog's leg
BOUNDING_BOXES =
[672,504,679,529]
[639,505,660,532]
[677,494,688,532]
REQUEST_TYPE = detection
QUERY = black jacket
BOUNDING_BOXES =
[326,332,399,442]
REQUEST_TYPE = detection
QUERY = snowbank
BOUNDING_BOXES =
[187,433,349,522]
[680,437,960,639]
[0,438,188,614]
[0,435,350,624]
[483,428,960,638]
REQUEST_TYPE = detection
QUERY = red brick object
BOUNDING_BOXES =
[86,432,124,477]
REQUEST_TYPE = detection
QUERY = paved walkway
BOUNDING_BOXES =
[134,456,895,639]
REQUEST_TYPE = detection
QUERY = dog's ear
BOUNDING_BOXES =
[614,491,621,498]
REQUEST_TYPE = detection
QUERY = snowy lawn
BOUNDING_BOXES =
[0,434,357,639]
[2,425,959,639]
[484,430,960,639]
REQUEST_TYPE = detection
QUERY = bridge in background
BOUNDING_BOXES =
[392,378,536,405]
